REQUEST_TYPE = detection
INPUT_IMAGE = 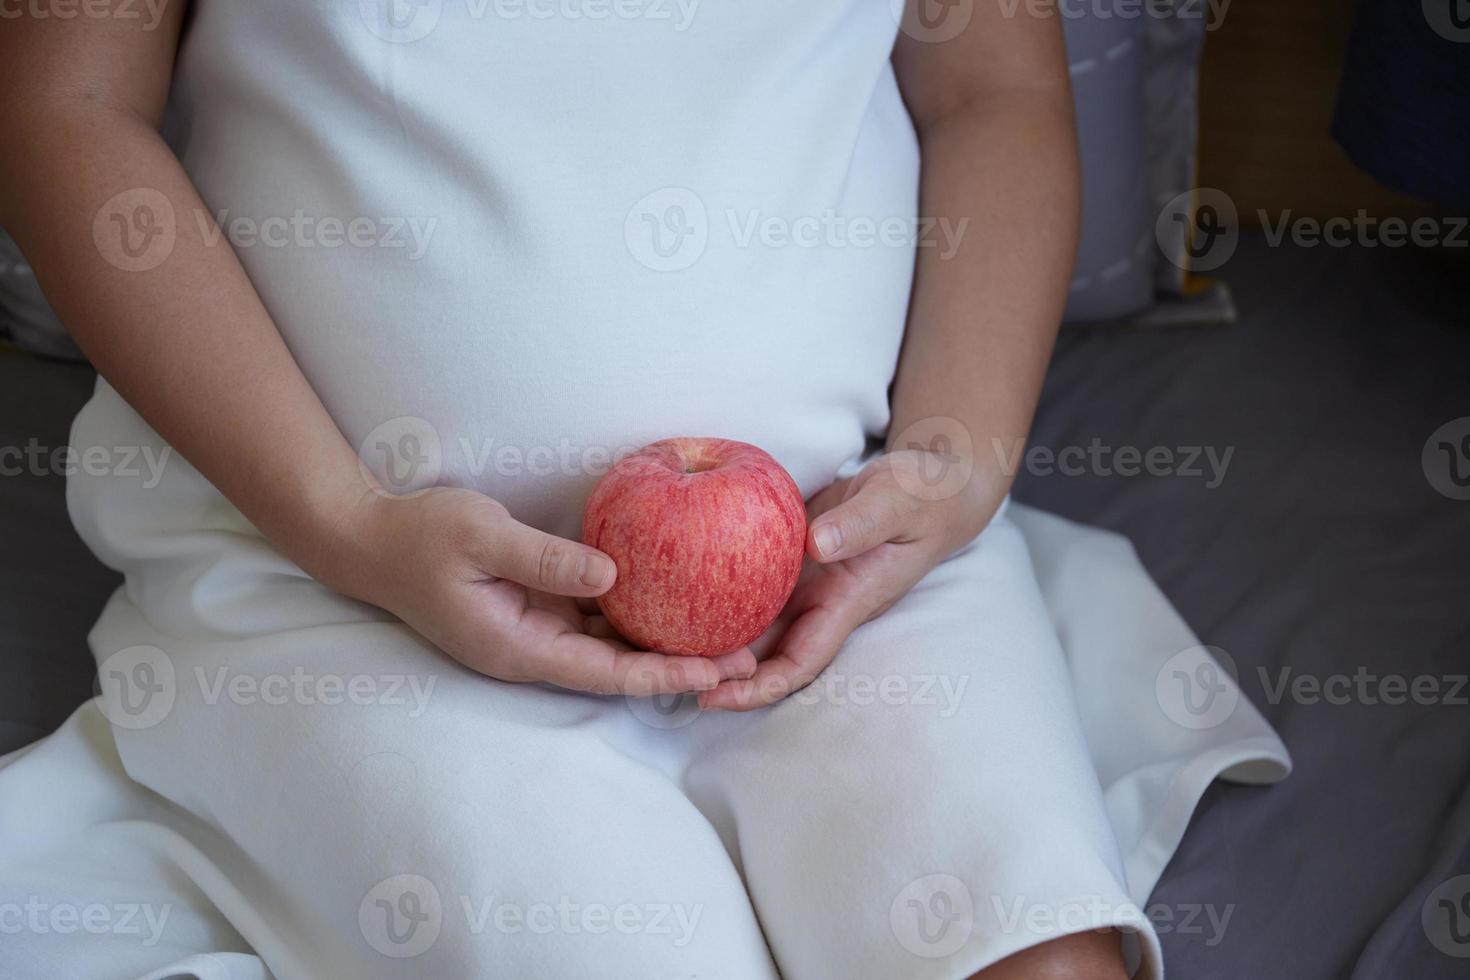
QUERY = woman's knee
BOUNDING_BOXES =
[971,929,1130,980]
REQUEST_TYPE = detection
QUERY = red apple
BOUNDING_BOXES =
[582,437,807,657]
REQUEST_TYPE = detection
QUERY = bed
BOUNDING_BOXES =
[3,232,1467,978]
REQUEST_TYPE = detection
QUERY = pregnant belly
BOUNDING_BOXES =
[256,241,908,537]
[164,0,921,535]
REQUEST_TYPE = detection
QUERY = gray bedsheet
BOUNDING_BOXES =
[0,349,113,754]
[2,232,1467,978]
[1018,236,1470,979]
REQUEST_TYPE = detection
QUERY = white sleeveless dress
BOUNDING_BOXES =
[0,2,1289,978]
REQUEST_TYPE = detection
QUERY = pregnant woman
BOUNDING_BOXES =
[0,2,1288,978]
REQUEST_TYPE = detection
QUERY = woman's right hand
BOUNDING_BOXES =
[0,0,750,701]
[326,487,757,696]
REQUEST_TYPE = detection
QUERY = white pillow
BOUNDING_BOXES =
[1062,1,1209,323]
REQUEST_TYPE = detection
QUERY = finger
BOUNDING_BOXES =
[579,617,752,680]
[582,613,622,639]
[747,591,811,661]
[802,476,852,521]
[477,518,617,598]
[535,634,726,697]
[698,602,857,711]
[807,482,914,563]
[709,647,758,681]
[746,618,787,662]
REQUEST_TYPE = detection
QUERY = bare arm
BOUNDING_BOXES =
[0,2,749,695]
[889,2,1080,527]
[703,5,1081,710]
[0,2,377,587]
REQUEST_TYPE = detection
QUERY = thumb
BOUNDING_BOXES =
[477,518,617,597]
[807,482,912,563]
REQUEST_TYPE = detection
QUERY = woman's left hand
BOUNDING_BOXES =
[699,448,1001,711]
